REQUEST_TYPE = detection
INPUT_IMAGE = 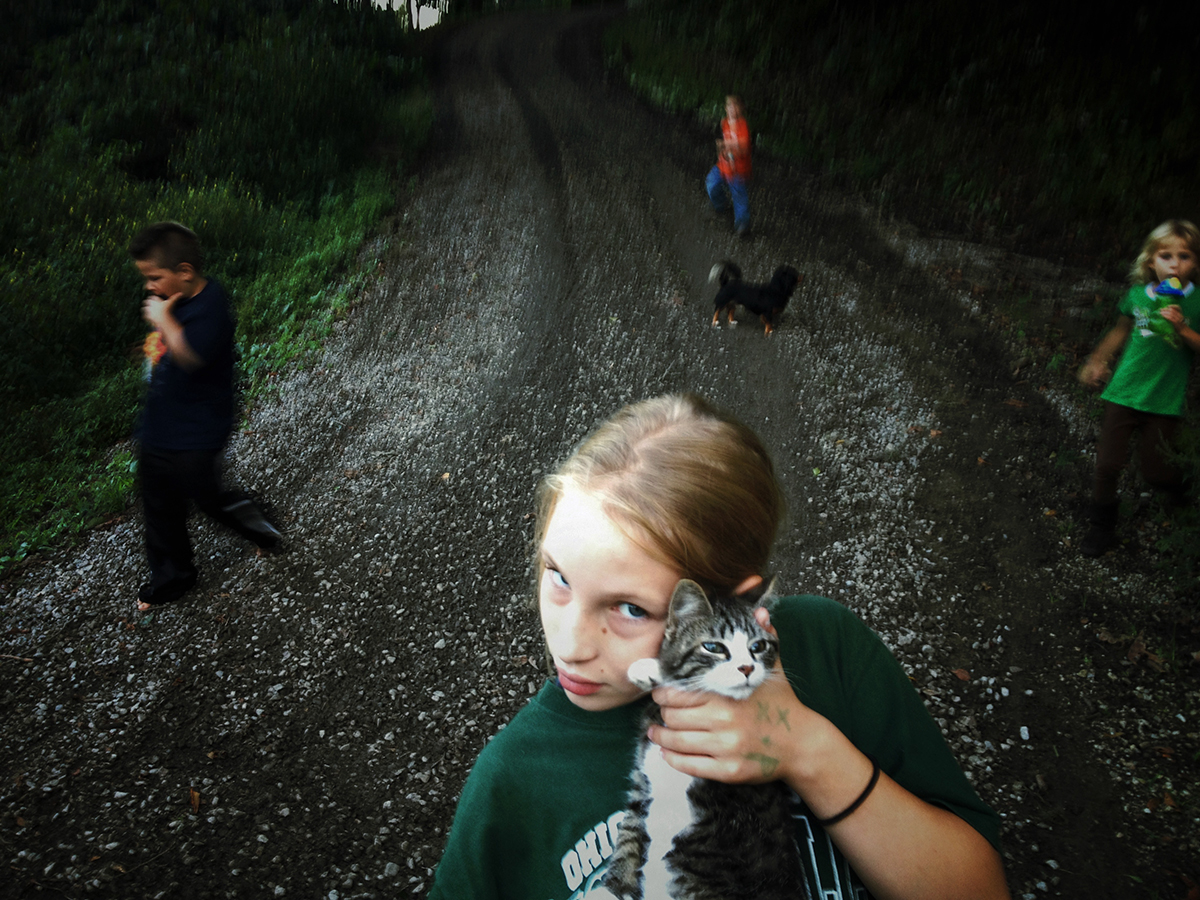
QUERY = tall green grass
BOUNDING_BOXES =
[0,0,433,575]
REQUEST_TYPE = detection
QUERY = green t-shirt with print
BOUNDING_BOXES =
[1102,282,1199,416]
[428,595,1001,900]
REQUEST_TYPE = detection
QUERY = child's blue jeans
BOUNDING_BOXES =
[705,166,749,232]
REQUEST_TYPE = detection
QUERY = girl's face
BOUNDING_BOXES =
[538,487,681,712]
[1151,235,1197,285]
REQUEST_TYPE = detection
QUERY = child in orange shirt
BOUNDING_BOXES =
[705,95,752,237]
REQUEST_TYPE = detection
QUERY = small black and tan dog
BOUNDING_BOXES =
[709,260,801,334]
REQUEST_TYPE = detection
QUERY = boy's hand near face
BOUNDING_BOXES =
[142,292,202,371]
[142,291,183,330]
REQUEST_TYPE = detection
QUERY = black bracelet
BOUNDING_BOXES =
[814,755,881,828]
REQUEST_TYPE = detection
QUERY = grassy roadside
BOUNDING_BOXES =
[0,0,433,577]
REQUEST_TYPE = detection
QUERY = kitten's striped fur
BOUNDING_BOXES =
[603,580,809,900]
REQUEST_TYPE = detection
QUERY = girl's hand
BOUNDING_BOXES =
[141,292,201,370]
[653,608,1012,899]
[1161,304,1185,330]
[648,660,806,784]
[1078,357,1109,387]
[648,607,817,785]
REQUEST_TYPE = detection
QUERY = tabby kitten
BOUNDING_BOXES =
[601,579,808,900]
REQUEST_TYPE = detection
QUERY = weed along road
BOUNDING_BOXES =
[2,9,1195,900]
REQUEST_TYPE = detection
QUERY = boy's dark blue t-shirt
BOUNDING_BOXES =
[139,279,235,451]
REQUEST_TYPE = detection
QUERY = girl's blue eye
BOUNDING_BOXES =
[547,568,569,589]
[617,603,648,619]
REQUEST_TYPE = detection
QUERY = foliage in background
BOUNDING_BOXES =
[604,0,1200,590]
[0,0,433,576]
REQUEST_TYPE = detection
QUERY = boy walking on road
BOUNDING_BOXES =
[131,222,280,610]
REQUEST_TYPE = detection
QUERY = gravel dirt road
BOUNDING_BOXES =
[3,8,1198,899]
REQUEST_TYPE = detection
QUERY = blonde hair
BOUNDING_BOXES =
[535,394,784,593]
[1130,219,1200,284]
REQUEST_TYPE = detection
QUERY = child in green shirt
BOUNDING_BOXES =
[1078,219,1200,556]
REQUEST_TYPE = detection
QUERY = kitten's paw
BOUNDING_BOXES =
[627,658,661,691]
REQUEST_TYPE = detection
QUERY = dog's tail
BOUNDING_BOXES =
[708,260,742,287]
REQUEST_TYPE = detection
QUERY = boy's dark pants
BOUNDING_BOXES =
[140,446,267,603]
[1093,401,1183,504]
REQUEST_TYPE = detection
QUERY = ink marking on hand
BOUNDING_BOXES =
[776,708,791,731]
[746,752,780,778]
[756,700,771,723]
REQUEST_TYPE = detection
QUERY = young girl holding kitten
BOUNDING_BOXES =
[429,394,1008,900]
[1078,219,1200,556]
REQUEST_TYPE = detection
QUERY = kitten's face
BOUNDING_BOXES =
[657,580,778,700]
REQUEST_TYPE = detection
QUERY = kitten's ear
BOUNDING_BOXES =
[668,579,713,624]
